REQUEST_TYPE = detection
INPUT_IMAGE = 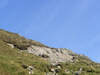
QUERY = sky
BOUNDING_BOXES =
[0,0,100,62]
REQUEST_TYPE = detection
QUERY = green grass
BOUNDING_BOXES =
[0,29,100,75]
[0,40,50,75]
[56,56,100,75]
[0,29,49,50]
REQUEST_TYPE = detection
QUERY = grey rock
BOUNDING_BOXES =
[7,43,14,48]
[75,68,82,75]
[27,45,77,64]
[27,66,34,74]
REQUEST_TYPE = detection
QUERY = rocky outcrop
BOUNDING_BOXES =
[27,45,77,64]
[75,68,82,75]
[22,64,34,74]
[7,43,14,48]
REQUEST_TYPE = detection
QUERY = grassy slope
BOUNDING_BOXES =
[0,29,49,50]
[59,56,100,75]
[0,29,100,75]
[0,40,50,75]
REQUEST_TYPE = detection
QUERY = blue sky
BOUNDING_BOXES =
[0,0,100,62]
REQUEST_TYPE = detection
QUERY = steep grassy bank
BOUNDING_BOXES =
[0,29,48,50]
[0,29,100,75]
[0,40,50,75]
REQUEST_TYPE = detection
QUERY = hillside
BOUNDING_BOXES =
[0,29,100,75]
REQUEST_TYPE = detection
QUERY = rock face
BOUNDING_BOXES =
[7,43,14,48]
[27,45,76,63]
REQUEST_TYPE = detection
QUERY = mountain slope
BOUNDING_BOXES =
[0,29,49,50]
[0,29,100,75]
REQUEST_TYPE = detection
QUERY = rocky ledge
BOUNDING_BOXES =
[27,45,79,64]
